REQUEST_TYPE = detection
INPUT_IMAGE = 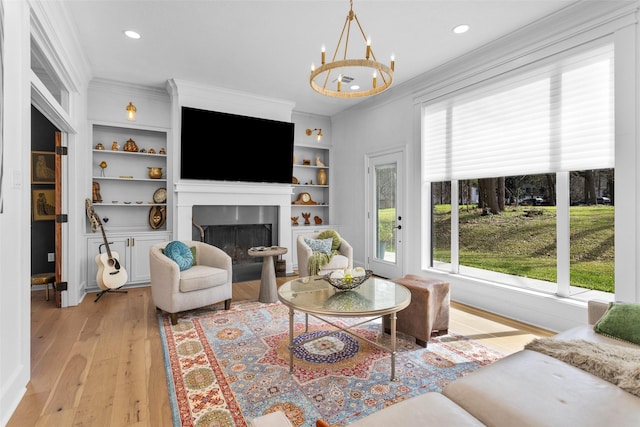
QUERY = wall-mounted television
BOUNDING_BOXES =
[180,106,294,184]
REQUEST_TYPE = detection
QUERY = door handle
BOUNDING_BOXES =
[393,225,402,230]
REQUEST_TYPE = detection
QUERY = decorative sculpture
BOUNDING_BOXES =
[314,215,323,224]
[92,181,103,203]
[316,156,325,167]
[302,212,311,225]
[291,216,299,225]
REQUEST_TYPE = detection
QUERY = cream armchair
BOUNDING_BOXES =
[150,240,232,324]
[297,231,353,277]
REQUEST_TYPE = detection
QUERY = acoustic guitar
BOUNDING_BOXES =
[85,199,128,290]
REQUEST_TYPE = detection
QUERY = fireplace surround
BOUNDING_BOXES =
[174,182,293,277]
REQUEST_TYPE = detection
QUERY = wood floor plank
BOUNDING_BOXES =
[35,409,76,427]
[110,333,149,425]
[41,339,97,417]
[6,391,48,426]
[29,316,87,396]
[72,357,119,427]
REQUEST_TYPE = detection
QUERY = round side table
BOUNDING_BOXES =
[248,246,288,303]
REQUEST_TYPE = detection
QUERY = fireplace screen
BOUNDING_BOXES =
[204,224,273,266]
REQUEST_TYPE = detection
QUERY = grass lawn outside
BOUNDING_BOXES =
[431,204,614,293]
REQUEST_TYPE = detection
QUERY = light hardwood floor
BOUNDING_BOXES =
[10,277,553,426]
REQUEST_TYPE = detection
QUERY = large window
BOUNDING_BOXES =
[423,42,614,297]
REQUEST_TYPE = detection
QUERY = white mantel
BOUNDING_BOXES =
[174,181,293,272]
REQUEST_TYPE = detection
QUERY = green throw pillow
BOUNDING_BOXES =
[190,246,197,266]
[593,302,640,345]
[317,229,341,251]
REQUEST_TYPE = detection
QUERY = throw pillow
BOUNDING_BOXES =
[190,246,197,266]
[164,241,194,271]
[317,229,341,251]
[593,302,640,345]
[304,237,333,254]
[161,245,197,267]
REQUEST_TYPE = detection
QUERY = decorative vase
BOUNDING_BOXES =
[148,167,163,179]
[123,138,139,152]
[317,168,327,185]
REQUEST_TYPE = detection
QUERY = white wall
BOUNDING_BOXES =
[0,2,32,423]
[331,0,640,333]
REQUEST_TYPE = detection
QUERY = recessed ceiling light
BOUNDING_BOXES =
[453,24,469,34]
[123,30,141,39]
[350,85,360,91]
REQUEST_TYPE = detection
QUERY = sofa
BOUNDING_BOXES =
[250,300,640,427]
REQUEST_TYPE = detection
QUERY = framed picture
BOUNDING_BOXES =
[32,189,56,221]
[31,151,56,184]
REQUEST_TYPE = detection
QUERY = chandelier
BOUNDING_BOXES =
[310,0,394,98]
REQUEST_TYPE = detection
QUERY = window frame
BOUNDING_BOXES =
[421,39,615,299]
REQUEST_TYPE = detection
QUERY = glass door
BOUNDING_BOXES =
[367,150,404,279]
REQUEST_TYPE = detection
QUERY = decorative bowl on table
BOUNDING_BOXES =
[322,268,372,291]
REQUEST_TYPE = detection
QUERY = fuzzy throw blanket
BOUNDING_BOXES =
[307,230,342,276]
[524,338,640,397]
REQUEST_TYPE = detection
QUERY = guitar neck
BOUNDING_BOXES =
[87,200,114,260]
[98,220,114,259]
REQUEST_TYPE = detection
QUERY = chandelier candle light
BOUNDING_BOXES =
[310,0,394,98]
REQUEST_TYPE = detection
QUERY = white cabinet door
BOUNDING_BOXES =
[128,232,171,283]
[87,236,129,289]
[87,232,171,289]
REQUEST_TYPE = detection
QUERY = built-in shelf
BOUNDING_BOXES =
[86,122,171,289]
[92,177,167,183]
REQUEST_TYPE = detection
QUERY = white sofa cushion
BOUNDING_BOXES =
[179,265,228,292]
[443,349,640,427]
[348,392,484,427]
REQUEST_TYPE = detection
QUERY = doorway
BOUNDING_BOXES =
[366,149,405,279]
[31,106,64,306]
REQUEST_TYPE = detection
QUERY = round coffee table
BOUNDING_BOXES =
[278,276,411,380]
[248,246,288,303]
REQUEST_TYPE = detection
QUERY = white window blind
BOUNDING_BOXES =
[422,43,614,182]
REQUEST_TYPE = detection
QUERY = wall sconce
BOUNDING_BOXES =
[306,128,323,142]
[126,102,137,121]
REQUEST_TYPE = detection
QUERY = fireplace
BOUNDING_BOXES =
[192,204,280,282]
[204,224,273,265]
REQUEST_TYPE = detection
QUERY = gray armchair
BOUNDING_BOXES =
[297,231,353,277]
[150,240,232,324]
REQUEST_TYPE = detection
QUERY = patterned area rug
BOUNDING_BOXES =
[158,301,504,427]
